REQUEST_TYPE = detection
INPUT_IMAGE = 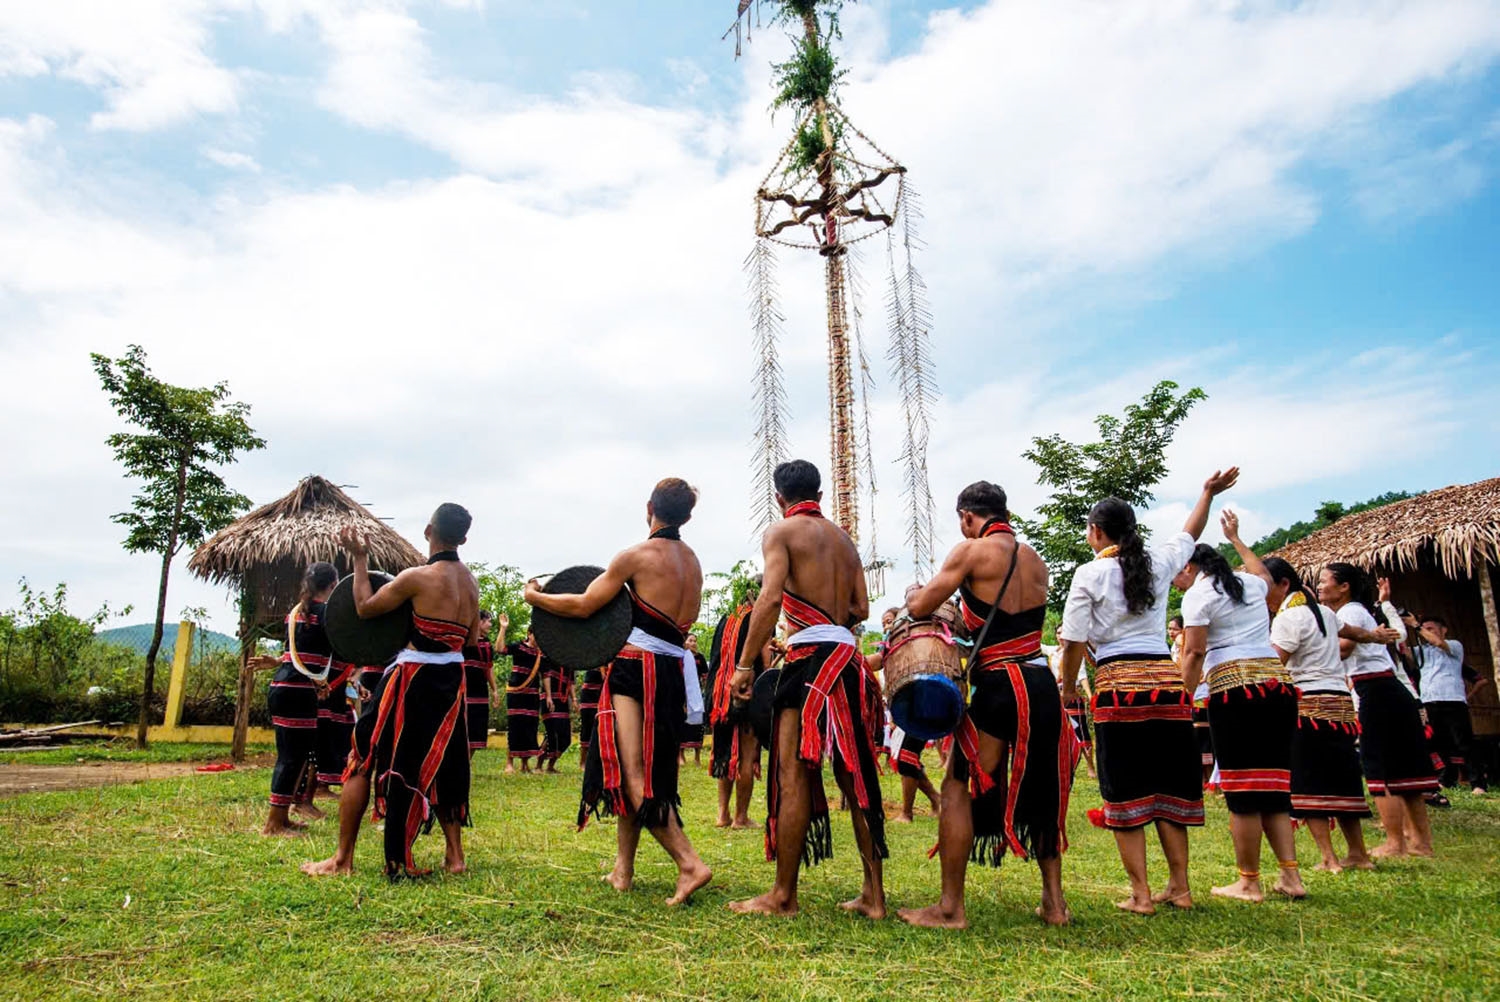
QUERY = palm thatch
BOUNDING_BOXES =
[188,475,423,625]
[1274,477,1500,580]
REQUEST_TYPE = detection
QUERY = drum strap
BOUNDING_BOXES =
[971,543,1021,660]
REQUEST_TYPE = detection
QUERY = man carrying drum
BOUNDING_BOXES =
[898,481,1079,928]
[728,460,887,919]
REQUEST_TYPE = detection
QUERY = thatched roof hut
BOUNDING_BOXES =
[1271,477,1500,736]
[1275,479,1500,581]
[188,475,424,759]
[190,475,423,621]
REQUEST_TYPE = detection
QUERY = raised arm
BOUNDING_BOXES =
[1220,509,1270,585]
[524,549,635,619]
[340,527,420,619]
[733,526,790,697]
[1182,467,1240,541]
[905,541,970,620]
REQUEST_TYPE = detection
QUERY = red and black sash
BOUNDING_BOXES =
[585,590,692,829]
[950,519,1078,860]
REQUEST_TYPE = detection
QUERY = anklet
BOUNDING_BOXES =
[1239,870,1260,880]
[1278,860,1299,870]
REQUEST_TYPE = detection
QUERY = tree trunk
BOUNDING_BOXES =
[137,456,189,748]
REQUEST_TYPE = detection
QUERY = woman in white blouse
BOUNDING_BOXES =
[1321,563,1437,857]
[1057,466,1238,916]
[1176,518,1303,903]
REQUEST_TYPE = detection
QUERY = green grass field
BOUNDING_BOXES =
[1,743,1497,1000]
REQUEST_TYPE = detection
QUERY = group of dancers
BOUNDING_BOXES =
[259,460,1476,927]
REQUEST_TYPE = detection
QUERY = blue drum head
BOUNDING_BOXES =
[889,674,965,741]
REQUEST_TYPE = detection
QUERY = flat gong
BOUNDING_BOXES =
[324,571,412,667]
[529,565,633,670]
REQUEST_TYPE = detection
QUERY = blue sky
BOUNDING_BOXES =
[0,0,1497,633]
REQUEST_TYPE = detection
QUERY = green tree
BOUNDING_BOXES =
[700,559,762,628]
[0,579,127,692]
[469,562,531,645]
[1015,380,1206,612]
[92,346,264,747]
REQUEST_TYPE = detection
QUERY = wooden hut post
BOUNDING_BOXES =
[1481,563,1500,684]
[231,589,255,763]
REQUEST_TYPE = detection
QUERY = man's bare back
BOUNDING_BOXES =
[960,534,1048,613]
[619,537,702,628]
[345,530,481,643]
[765,515,865,626]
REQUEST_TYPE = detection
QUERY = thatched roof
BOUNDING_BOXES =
[1273,477,1500,580]
[189,475,424,624]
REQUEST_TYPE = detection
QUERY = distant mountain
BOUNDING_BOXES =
[96,623,240,656]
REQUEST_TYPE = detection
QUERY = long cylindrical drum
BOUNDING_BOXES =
[883,602,965,741]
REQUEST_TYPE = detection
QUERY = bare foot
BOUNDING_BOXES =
[892,813,914,824]
[291,803,325,822]
[444,854,466,875]
[1339,855,1376,871]
[667,863,713,906]
[301,856,352,877]
[260,822,306,838]
[715,815,732,828]
[1115,895,1156,916]
[1313,860,1344,874]
[603,869,633,893]
[1407,844,1434,858]
[730,818,758,830]
[1272,876,1307,899]
[1369,842,1408,860]
[1211,879,1264,903]
[1035,905,1072,926]
[1151,886,1194,909]
[897,903,965,929]
[728,891,798,916]
[840,894,887,920]
[504,763,516,775]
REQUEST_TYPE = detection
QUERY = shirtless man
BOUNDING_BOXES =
[897,481,1075,928]
[524,478,713,907]
[302,503,481,879]
[708,577,768,830]
[728,460,886,919]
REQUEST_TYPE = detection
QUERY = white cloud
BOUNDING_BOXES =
[0,0,240,130]
[202,147,262,172]
[1,1,1499,631]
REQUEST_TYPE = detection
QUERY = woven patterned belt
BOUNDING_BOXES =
[1299,691,1357,726]
[1095,658,1182,693]
[1207,657,1291,696]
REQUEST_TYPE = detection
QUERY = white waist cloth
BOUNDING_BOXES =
[394,649,465,666]
[786,624,858,647]
[625,627,704,725]
[1204,642,1279,672]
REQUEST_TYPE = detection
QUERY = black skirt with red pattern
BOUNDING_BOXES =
[579,649,686,830]
[1091,654,1204,830]
[1354,672,1440,796]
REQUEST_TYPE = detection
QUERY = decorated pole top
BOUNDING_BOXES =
[732,0,937,588]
